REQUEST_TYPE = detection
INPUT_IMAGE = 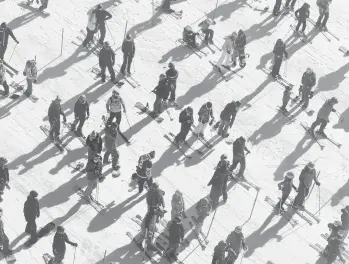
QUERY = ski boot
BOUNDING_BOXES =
[75,129,84,137]
[316,130,327,138]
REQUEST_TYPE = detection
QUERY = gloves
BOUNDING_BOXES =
[33,79,37,84]
[23,72,26,76]
[316,182,321,186]
[16,40,19,44]
[73,242,78,247]
[309,91,314,99]
[63,117,67,123]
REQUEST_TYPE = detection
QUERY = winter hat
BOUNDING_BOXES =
[79,94,86,101]
[159,73,166,80]
[112,90,119,96]
[57,226,65,232]
[174,190,182,196]
[334,220,342,227]
[149,150,155,158]
[184,25,192,31]
[103,41,110,47]
[55,96,61,102]
[174,215,182,223]
[96,4,102,9]
[0,157,8,165]
[330,97,338,104]
[234,226,242,233]
[126,34,132,40]
[0,22,6,28]
[307,162,315,169]
[90,130,97,137]
[235,101,242,107]
[239,136,246,143]
[206,102,212,108]
[220,154,228,160]
[168,62,175,69]
[285,171,294,179]
[30,190,38,198]
[151,182,159,189]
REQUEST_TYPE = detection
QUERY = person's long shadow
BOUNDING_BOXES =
[127,9,164,38]
[0,96,27,120]
[16,2,50,20]
[204,0,246,22]
[333,106,349,132]
[240,78,274,110]
[8,4,48,30]
[330,180,349,207]
[158,43,200,63]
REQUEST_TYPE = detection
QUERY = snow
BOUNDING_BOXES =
[0,0,349,263]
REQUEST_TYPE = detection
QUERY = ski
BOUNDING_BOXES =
[62,122,86,145]
[168,132,204,155]
[74,186,105,213]
[300,122,325,150]
[134,215,170,240]
[92,67,125,86]
[264,196,299,227]
[209,60,229,81]
[290,24,309,43]
[39,125,66,152]
[339,46,349,55]
[9,81,39,102]
[167,9,183,19]
[3,61,19,75]
[75,36,101,56]
[315,131,341,148]
[190,216,209,244]
[276,107,296,122]
[126,232,158,264]
[178,39,207,58]
[310,243,345,264]
[134,102,164,123]
[163,134,192,159]
[43,253,53,264]
[229,173,256,191]
[189,126,213,148]
[115,64,140,88]
[283,201,313,225]
[220,65,244,79]
[68,162,85,172]
[261,68,294,88]
[285,197,320,223]
[321,234,349,257]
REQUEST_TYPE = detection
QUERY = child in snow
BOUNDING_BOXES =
[0,158,9,202]
[23,60,38,96]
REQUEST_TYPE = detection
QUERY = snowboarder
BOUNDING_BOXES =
[99,41,115,83]
[309,97,338,137]
[164,215,184,261]
[70,95,90,136]
[275,172,297,210]
[103,122,120,170]
[279,86,292,113]
[84,153,104,199]
[225,226,248,264]
[152,73,170,115]
[231,30,246,68]
[194,101,214,138]
[340,206,349,238]
[182,26,199,48]
[299,67,316,109]
[50,226,78,264]
[229,137,250,179]
[0,157,9,202]
[146,182,165,211]
[315,0,332,31]
[294,3,310,36]
[323,232,346,264]
[0,59,9,95]
[166,62,179,104]
[198,18,215,44]
[120,34,135,75]
[95,4,112,44]
[171,190,186,221]
[271,39,288,79]
[292,162,320,209]
[86,130,102,161]
[285,0,297,10]
[0,22,19,60]
[208,155,230,209]
[218,100,241,138]
[48,96,67,141]
[135,151,155,194]
[24,190,40,244]
[38,0,48,12]
[212,241,227,264]
[23,60,38,97]
[216,33,236,70]
[0,208,11,257]
[82,8,98,48]
[174,106,194,144]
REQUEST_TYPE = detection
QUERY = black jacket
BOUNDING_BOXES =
[273,40,288,59]
[122,39,135,56]
[74,100,89,118]
[23,195,40,222]
[341,210,349,230]
[0,166,9,184]
[179,110,194,128]
[220,102,238,122]
[99,47,115,66]
[86,134,102,153]
[235,33,246,50]
[295,4,310,21]
[166,69,178,81]
[53,232,75,254]
[168,221,184,244]
[95,9,112,25]
[0,27,18,47]
[48,101,66,121]
[153,79,170,100]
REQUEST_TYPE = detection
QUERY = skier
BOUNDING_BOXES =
[182,26,199,48]
[231,30,247,68]
[136,151,155,175]
[271,39,288,79]
[323,232,346,264]
[194,101,214,138]
[82,8,98,48]
[285,0,297,10]
[95,4,112,44]
[138,207,157,248]
[103,122,120,170]
[195,197,212,232]
[309,97,338,137]
[174,106,194,144]
[229,137,250,179]
[208,155,230,209]
[216,33,236,70]
[316,0,332,31]
[218,100,241,138]
[340,206,349,238]
[212,241,227,264]
[50,226,78,264]
[166,62,179,105]
[151,73,170,116]
[120,34,135,75]
[275,172,297,211]
[0,59,9,95]
[70,95,90,137]
[0,157,9,202]
[294,3,310,36]
[299,67,316,108]
[23,60,37,97]
[225,226,248,264]
[0,22,19,60]
[171,190,186,221]
[198,18,215,44]
[0,208,11,257]
[164,215,184,261]
[146,182,165,211]
[48,96,67,141]
[99,42,115,83]
[327,221,343,240]
[135,151,155,194]
[23,190,40,244]
[86,131,103,161]
[279,86,292,113]
[84,153,104,199]
[272,0,282,16]
[292,162,320,209]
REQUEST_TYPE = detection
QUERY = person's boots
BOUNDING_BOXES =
[317,129,327,137]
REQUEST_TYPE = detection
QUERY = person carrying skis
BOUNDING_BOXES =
[84,153,104,199]
[0,59,9,96]
[294,3,310,36]
[171,190,186,221]
[120,34,135,75]
[182,26,199,48]
[299,67,316,108]
[22,60,37,97]
[218,100,241,138]
[95,4,112,44]
[279,86,293,113]
[164,215,184,261]
[231,30,247,68]
[0,157,9,202]
[198,18,215,44]
[99,42,115,83]
[0,22,19,60]
[70,95,90,137]
[216,33,236,71]
[229,137,250,179]
[103,122,120,170]
[48,96,67,141]
[340,206,349,238]
[136,151,155,194]
[323,232,346,264]
[82,8,98,49]
[166,62,179,105]
[50,226,78,264]
[0,208,11,257]
[275,172,296,211]
[23,190,40,244]
[194,101,214,138]
[152,73,170,116]
[86,131,102,161]
[316,0,332,31]
[309,97,338,137]
[212,241,227,264]
[225,226,248,264]
[292,162,320,209]
[174,106,194,144]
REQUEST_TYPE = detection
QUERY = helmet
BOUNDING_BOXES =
[30,190,38,197]
[186,107,193,113]
[112,90,119,96]
[126,34,132,40]
[168,62,175,69]
[206,101,212,108]
[334,220,342,227]
[234,226,242,233]
[174,215,182,223]
[103,41,110,47]
[220,154,228,160]
[285,171,294,179]
[306,67,313,73]
[159,73,166,80]
[0,157,8,165]
[57,226,65,232]
[79,94,86,101]
[330,97,338,104]
[307,162,315,169]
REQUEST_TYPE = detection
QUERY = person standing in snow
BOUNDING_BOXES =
[23,190,40,244]
[82,8,98,48]
[171,190,186,221]
[327,221,343,241]
[323,232,346,264]
[294,3,310,36]
[103,122,120,171]
[225,226,248,264]
[299,67,316,109]
[194,197,212,233]
[275,172,297,211]
[316,0,332,31]
[229,136,250,179]
[95,4,112,45]
[272,0,283,16]
[271,39,288,79]
[198,18,215,44]
[279,86,292,113]
[86,131,102,161]
[309,97,338,137]
[340,206,349,238]
[146,182,165,211]
[48,96,67,141]
[174,106,194,145]
[152,73,170,116]
[166,62,179,105]
[50,226,78,264]
[194,102,214,139]
[0,59,9,96]
[231,30,246,68]
[84,153,104,199]
[216,33,236,71]
[218,100,241,138]
[99,42,115,83]
[0,157,9,202]
[70,95,89,137]
[23,60,38,97]
[0,208,11,257]
[120,34,135,75]
[212,241,227,264]
[182,26,199,48]
[164,216,184,261]
[0,22,19,60]
[136,151,155,194]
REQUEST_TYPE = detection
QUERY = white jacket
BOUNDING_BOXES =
[221,38,234,53]
[107,96,125,113]
[87,12,97,31]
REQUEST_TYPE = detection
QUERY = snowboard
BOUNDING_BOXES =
[43,253,53,264]
[24,222,56,247]
[134,102,164,123]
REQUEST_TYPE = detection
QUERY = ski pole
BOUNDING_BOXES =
[164,107,173,121]
[8,43,17,63]
[73,246,77,264]
[306,171,320,201]
[124,112,132,131]
[239,249,246,264]
[106,22,115,45]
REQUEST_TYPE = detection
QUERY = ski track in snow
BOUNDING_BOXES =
[1,0,349,263]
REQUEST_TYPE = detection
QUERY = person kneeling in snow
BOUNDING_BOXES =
[182,26,199,48]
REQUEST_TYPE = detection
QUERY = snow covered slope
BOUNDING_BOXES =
[0,0,349,263]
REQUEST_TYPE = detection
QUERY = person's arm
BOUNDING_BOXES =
[86,103,90,118]
[283,46,288,58]
[244,146,250,154]
[64,234,78,247]
[74,102,78,117]
[111,51,115,65]
[132,42,136,57]
[60,106,67,122]
[106,98,111,112]
[36,200,40,217]
[105,10,112,20]
[121,98,126,113]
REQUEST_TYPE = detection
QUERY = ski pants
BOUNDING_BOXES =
[225,252,238,264]
[98,23,106,44]
[83,27,96,47]
[107,111,122,126]
[168,79,177,102]
[231,48,243,65]
[230,154,246,177]
[120,54,133,74]
[275,191,291,208]
[194,121,208,135]
[1,81,9,94]
[280,97,290,110]
[100,63,115,81]
[84,178,98,198]
[138,177,153,193]
[285,0,296,8]
[52,251,65,264]
[316,9,329,27]
[174,124,191,143]
[165,242,180,258]
[218,119,230,136]
[310,117,327,132]
[25,219,37,240]
[88,148,100,162]
[202,29,214,42]
[153,95,164,114]
[271,56,282,77]
[26,78,33,95]
[39,0,48,10]
[103,149,119,169]
[0,181,5,195]
[0,234,9,255]
[293,183,309,207]
[72,115,86,132]
[216,50,231,67]
[301,86,311,107]
[49,118,61,138]
[0,45,7,60]
[273,0,282,15]
[296,19,307,32]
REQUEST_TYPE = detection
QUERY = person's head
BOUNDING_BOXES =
[285,171,294,180]
[306,67,313,74]
[30,190,38,198]
[276,38,284,46]
[103,41,110,48]
[110,122,118,132]
[186,106,193,114]
[112,90,120,98]
[126,34,132,41]
[159,73,166,81]
[329,97,338,105]
[89,130,97,139]
[286,85,292,91]
[333,220,342,227]
[54,96,62,103]
[184,25,192,32]
[0,157,8,166]
[220,154,228,160]
[235,101,241,108]
[174,215,182,223]
[307,162,315,170]
[149,150,155,159]
[151,182,159,189]
[234,226,242,234]
[238,136,246,144]
[230,32,237,40]
[96,4,103,9]
[302,3,310,8]
[0,22,6,29]
[168,62,175,69]
[57,226,65,233]
[238,29,244,36]
[206,101,212,109]
[78,94,86,102]
[344,205,349,212]
[174,190,182,197]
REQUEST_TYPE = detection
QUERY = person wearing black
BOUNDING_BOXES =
[166,62,179,104]
[212,241,227,264]
[275,172,297,210]
[0,22,19,60]
[232,30,247,68]
[48,96,67,141]
[70,95,90,137]
[218,101,241,138]
[174,107,194,144]
[95,4,112,45]
[120,34,135,75]
[164,216,184,260]
[50,226,77,264]
[0,208,11,257]
[340,206,349,238]
[0,157,9,202]
[152,73,170,116]
[285,0,297,10]
[271,39,288,79]
[99,42,115,83]
[136,153,154,194]
[24,191,40,244]
[294,3,310,35]
[279,86,292,113]
[229,137,250,179]
[82,9,98,48]
[39,0,49,12]
[272,0,282,16]
[86,131,102,161]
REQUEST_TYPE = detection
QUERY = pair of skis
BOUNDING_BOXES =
[134,102,164,123]
[62,122,86,146]
[91,67,124,87]
[209,61,243,81]
[75,186,105,213]
[264,196,299,227]
[260,68,294,88]
[9,81,39,102]
[189,126,213,148]
[163,133,192,159]
[115,63,141,88]
[300,122,341,149]
[39,125,71,152]
[177,39,207,59]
